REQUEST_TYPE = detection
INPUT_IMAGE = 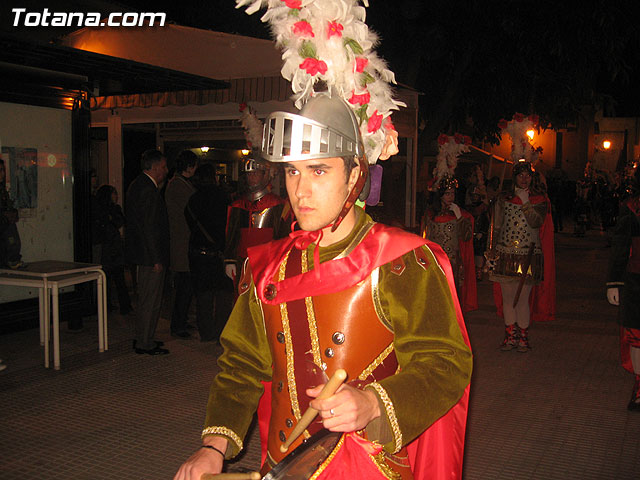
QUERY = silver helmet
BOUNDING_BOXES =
[242,157,269,173]
[260,92,370,212]
[261,92,364,163]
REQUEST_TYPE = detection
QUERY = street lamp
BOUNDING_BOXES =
[241,149,250,155]
[602,140,611,150]
[200,146,210,153]
[526,129,535,141]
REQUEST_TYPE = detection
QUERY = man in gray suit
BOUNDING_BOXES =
[125,149,170,355]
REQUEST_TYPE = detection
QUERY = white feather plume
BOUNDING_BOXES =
[236,0,405,163]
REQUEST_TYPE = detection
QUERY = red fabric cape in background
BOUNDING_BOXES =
[428,210,478,313]
[249,224,471,480]
[226,193,286,258]
[492,195,556,322]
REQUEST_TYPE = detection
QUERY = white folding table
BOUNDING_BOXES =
[0,260,108,370]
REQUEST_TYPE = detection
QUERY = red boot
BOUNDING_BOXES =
[500,324,518,351]
[517,326,530,352]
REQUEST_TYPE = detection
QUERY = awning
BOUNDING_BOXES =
[0,35,229,109]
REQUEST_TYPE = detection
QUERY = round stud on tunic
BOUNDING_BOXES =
[277,381,284,392]
[264,283,277,300]
[240,282,248,289]
[277,331,285,344]
[285,418,293,428]
[332,332,345,345]
[324,347,335,358]
[279,431,286,442]
[393,264,402,271]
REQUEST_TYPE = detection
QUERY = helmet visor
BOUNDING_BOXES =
[262,111,362,162]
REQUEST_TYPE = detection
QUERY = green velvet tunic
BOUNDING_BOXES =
[203,210,473,458]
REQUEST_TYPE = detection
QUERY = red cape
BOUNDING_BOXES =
[492,195,556,322]
[428,210,478,313]
[249,224,472,479]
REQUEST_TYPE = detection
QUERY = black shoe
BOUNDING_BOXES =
[135,346,169,355]
[171,330,191,338]
[132,339,164,349]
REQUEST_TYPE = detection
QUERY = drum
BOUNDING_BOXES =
[263,429,342,480]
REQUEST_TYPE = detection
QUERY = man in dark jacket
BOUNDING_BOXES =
[125,149,170,355]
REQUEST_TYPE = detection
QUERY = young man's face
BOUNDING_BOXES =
[284,157,358,232]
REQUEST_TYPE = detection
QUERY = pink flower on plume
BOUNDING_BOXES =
[348,91,370,106]
[438,133,449,145]
[497,118,508,129]
[528,114,539,125]
[299,58,328,76]
[239,103,247,112]
[355,57,368,73]
[293,21,314,37]
[454,133,465,144]
[367,110,383,133]
[282,0,301,9]
[384,117,396,131]
[513,112,525,122]
[327,21,344,39]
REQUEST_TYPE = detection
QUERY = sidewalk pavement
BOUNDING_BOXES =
[1,225,639,479]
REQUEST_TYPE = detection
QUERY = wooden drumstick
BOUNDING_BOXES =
[201,472,261,480]
[280,368,347,453]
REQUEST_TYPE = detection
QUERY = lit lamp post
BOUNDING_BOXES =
[526,129,535,141]
[602,140,611,150]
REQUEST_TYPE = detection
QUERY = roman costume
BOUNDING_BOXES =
[487,114,556,352]
[195,2,473,479]
[607,179,640,410]
[204,207,472,479]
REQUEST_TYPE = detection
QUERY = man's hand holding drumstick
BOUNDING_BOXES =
[306,370,381,435]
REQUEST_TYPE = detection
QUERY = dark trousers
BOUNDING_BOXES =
[189,250,233,342]
[106,266,132,314]
[170,271,193,333]
[135,265,166,350]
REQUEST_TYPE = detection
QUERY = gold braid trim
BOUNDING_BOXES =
[358,343,394,381]
[201,426,243,453]
[308,434,345,480]
[302,249,323,367]
[370,451,402,480]
[278,251,306,429]
[366,382,402,453]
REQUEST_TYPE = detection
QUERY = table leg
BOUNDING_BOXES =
[97,274,104,352]
[101,271,108,351]
[39,287,45,346]
[52,285,60,370]
[43,279,50,369]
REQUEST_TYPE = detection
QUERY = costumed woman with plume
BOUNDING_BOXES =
[421,133,477,312]
[486,113,555,352]
[174,2,472,480]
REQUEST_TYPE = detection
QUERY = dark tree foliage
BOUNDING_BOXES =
[366,0,640,144]
[110,0,640,146]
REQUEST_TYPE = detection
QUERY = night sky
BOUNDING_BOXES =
[2,0,639,138]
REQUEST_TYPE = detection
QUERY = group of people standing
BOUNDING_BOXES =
[422,157,556,353]
[91,147,291,356]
